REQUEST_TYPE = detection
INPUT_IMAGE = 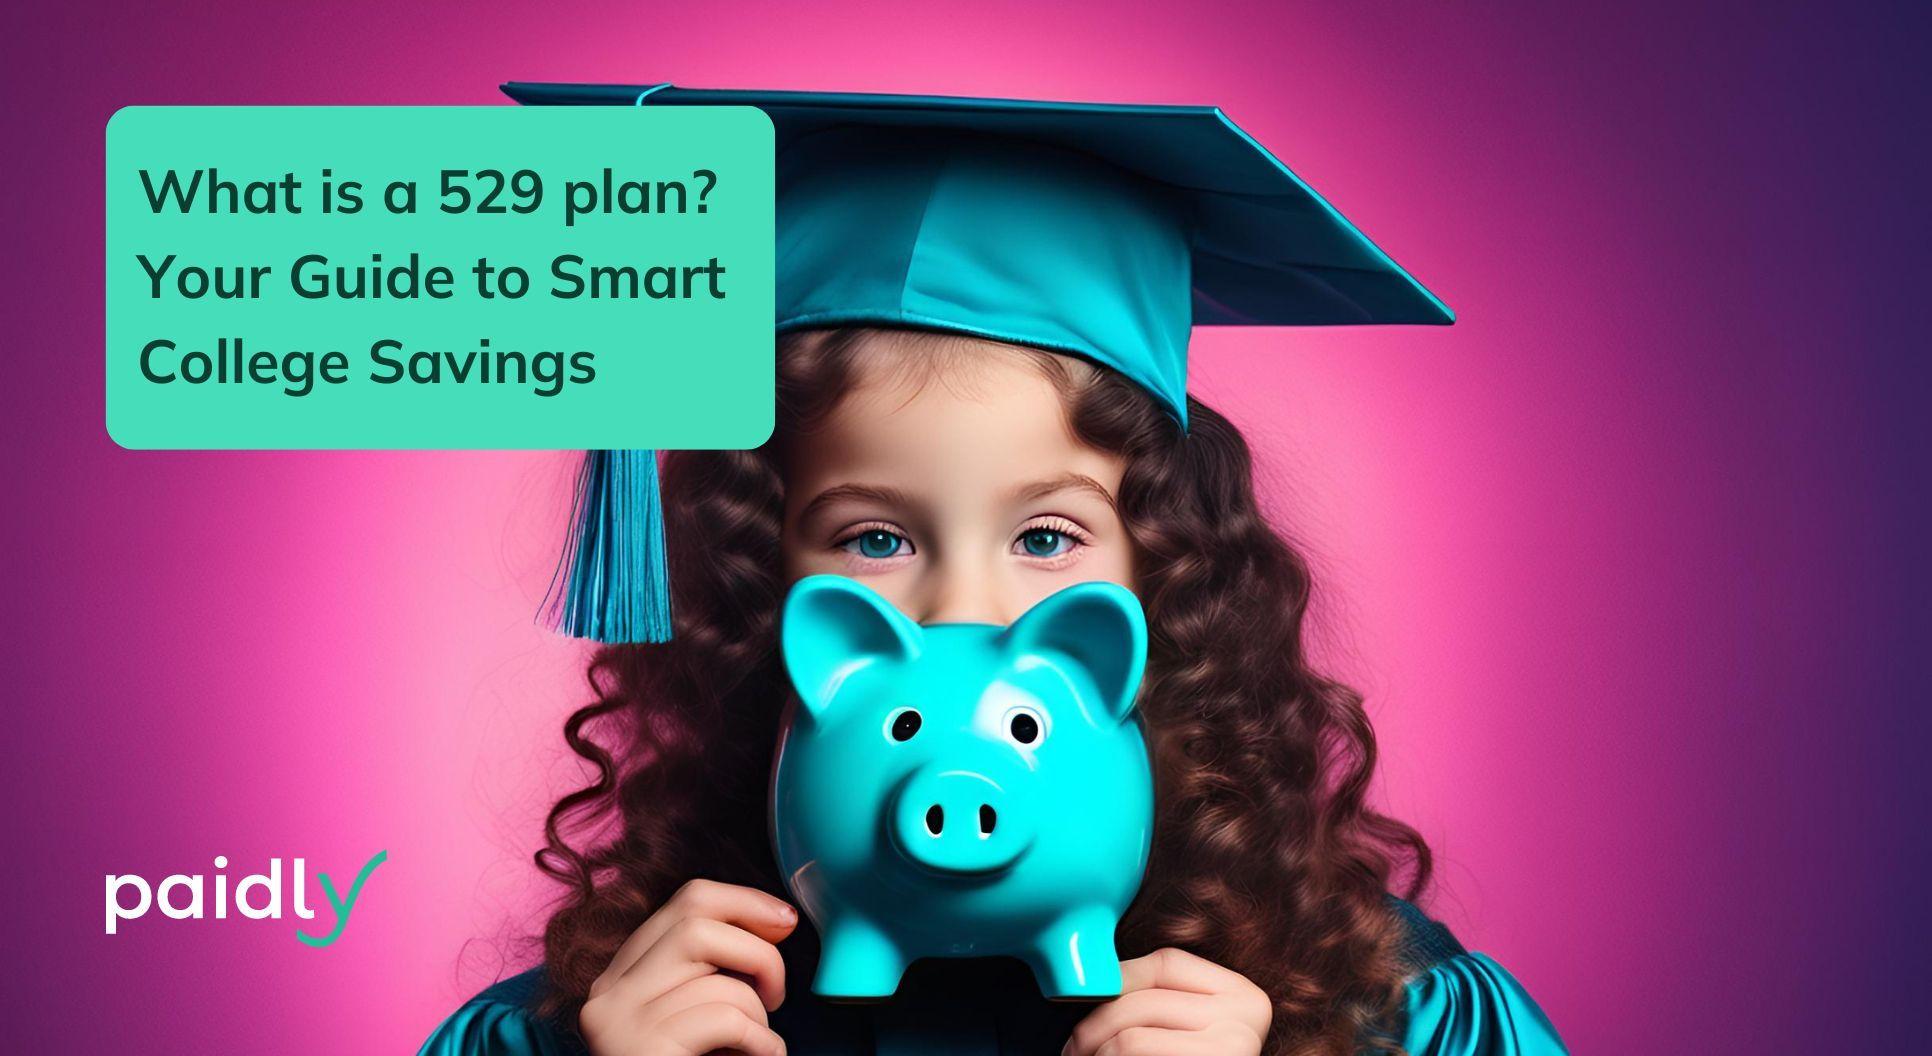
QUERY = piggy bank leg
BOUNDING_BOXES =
[1027,907,1124,999]
[812,916,908,1000]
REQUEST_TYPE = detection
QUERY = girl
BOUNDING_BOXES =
[422,83,1568,1056]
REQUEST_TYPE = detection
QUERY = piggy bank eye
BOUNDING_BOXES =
[1005,707,1044,746]
[887,708,923,742]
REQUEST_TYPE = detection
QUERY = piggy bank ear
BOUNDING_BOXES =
[782,575,924,719]
[1001,581,1148,723]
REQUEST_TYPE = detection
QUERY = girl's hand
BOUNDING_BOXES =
[1062,949,1272,1056]
[578,879,799,1056]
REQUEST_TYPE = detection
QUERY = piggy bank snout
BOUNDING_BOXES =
[890,767,1033,876]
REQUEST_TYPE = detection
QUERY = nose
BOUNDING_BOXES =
[915,556,1008,626]
[890,768,1031,876]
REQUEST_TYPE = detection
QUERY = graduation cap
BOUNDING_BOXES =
[503,80,1452,643]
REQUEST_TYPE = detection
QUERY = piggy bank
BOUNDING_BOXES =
[771,574,1154,1000]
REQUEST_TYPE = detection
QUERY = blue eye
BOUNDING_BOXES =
[844,529,909,559]
[1018,528,1072,558]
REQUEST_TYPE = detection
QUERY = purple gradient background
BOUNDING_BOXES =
[4,1,1927,1052]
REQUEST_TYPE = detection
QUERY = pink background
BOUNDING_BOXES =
[5,1,1926,1052]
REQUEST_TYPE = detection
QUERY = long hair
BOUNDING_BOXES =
[533,328,1432,1055]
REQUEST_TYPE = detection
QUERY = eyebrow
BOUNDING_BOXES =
[796,473,1118,526]
[795,483,919,525]
[1007,472,1119,511]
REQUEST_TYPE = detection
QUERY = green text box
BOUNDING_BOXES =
[106,106,774,449]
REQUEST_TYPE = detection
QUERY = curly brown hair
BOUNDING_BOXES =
[534,327,1433,1055]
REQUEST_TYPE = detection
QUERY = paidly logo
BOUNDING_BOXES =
[105,850,387,947]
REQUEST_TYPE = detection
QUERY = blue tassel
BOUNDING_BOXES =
[541,450,673,643]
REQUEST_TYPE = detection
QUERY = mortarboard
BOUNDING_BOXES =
[501,81,1453,644]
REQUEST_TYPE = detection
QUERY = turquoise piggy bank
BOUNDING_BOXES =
[772,575,1154,1000]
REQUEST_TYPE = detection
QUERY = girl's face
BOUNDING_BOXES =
[781,336,1135,626]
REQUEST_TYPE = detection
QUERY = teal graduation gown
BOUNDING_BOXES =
[418,900,1567,1056]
